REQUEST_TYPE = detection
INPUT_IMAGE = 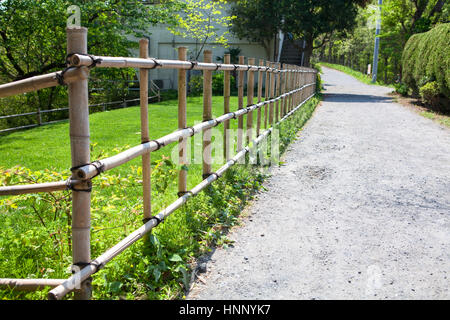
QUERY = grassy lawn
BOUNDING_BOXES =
[0,96,242,172]
[318,62,393,88]
[0,94,321,300]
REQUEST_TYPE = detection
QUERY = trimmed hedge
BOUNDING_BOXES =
[402,23,450,108]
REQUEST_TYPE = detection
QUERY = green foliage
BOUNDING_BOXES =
[229,0,281,59]
[394,82,409,96]
[419,81,445,109]
[402,23,450,106]
[188,74,203,96]
[216,47,242,65]
[315,73,323,93]
[166,0,234,60]
[0,0,182,128]
[188,72,236,96]
[320,0,449,85]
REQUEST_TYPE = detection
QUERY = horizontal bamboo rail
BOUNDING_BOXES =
[48,92,316,300]
[0,180,82,196]
[68,54,314,74]
[0,67,88,98]
[0,278,65,291]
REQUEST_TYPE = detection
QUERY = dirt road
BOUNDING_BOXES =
[187,67,450,300]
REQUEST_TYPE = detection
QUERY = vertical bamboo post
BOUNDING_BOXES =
[269,62,275,126]
[298,67,302,104]
[275,63,281,123]
[294,66,298,107]
[264,61,270,129]
[202,50,213,178]
[246,58,255,145]
[223,54,231,161]
[178,47,188,194]
[67,27,91,300]
[256,59,264,137]
[237,55,244,152]
[139,39,152,223]
[289,65,295,111]
[300,68,304,103]
[281,63,287,118]
[286,64,292,112]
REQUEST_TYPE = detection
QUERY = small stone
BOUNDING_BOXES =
[197,262,207,273]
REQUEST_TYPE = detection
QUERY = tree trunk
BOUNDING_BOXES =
[303,38,314,67]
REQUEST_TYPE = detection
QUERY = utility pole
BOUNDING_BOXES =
[371,0,382,83]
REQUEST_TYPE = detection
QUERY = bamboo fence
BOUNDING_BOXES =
[0,27,317,300]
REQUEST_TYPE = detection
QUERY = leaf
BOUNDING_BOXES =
[168,254,183,262]
[109,281,123,293]
[153,268,161,282]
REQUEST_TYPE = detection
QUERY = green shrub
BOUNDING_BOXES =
[188,74,203,96]
[188,72,237,96]
[315,73,322,93]
[419,81,441,109]
[402,23,450,99]
[394,82,409,96]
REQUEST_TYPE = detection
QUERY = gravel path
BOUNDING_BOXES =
[187,67,450,300]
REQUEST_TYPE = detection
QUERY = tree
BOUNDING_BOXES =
[279,0,370,67]
[166,0,235,61]
[228,0,281,60]
[229,0,368,67]
[382,0,448,47]
[0,0,181,121]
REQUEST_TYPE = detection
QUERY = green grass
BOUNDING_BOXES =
[0,96,240,172]
[0,94,321,300]
[420,110,450,128]
[318,62,393,88]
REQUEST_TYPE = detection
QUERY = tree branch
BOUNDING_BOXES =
[0,30,25,78]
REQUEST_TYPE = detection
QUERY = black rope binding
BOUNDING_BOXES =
[149,58,162,69]
[66,178,92,193]
[150,139,163,151]
[189,61,198,70]
[72,260,104,274]
[177,190,194,198]
[66,53,103,69]
[202,172,220,180]
[58,53,103,86]
[187,126,195,137]
[55,69,69,86]
[215,63,221,71]
[142,215,164,226]
[71,262,90,272]
[90,160,105,179]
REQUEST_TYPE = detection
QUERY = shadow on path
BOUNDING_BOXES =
[323,92,393,103]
